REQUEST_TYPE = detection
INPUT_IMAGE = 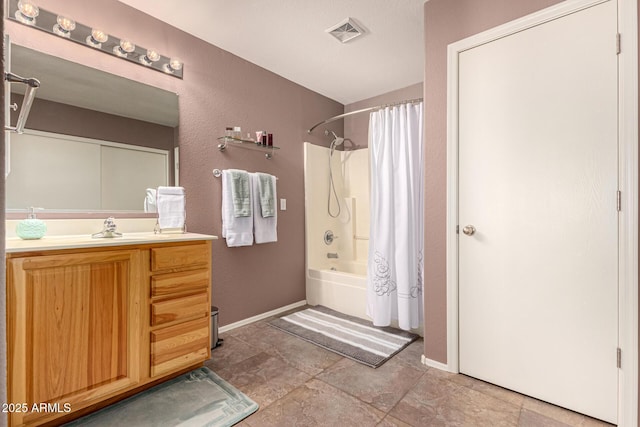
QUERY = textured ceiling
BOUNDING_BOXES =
[117,0,425,105]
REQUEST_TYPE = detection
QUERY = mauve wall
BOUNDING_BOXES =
[344,82,423,148]
[5,0,343,326]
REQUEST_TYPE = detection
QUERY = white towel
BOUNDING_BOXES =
[144,188,157,213]
[251,173,277,244]
[157,186,186,229]
[222,170,254,247]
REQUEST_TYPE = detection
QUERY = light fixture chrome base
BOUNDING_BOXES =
[7,0,184,79]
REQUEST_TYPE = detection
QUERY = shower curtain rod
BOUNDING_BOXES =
[307,97,423,134]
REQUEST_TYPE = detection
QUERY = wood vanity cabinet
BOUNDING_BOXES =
[147,244,211,377]
[5,240,212,426]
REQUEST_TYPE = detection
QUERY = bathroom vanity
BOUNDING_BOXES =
[5,232,216,426]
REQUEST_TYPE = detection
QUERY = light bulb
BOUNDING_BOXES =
[146,49,161,62]
[140,49,161,66]
[53,15,75,37]
[113,39,136,57]
[164,58,183,74]
[91,29,109,43]
[86,28,108,48]
[15,0,39,25]
[169,58,183,71]
[120,40,136,53]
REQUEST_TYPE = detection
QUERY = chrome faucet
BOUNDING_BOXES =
[92,217,123,238]
[327,252,339,259]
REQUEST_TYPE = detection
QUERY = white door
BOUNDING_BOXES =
[458,1,619,423]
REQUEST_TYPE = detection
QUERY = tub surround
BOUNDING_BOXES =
[304,143,370,271]
[305,143,377,325]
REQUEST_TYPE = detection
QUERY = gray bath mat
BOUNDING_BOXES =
[269,305,419,368]
[65,367,258,426]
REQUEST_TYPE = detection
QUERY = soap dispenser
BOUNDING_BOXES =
[16,207,46,240]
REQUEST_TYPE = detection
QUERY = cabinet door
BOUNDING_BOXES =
[150,317,210,377]
[7,249,142,426]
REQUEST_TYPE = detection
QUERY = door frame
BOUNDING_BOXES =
[443,0,638,424]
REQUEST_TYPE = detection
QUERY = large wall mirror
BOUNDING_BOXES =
[6,43,179,214]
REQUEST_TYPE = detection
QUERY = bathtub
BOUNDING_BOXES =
[306,261,369,321]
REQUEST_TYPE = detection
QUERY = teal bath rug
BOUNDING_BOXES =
[65,367,258,426]
[270,305,419,368]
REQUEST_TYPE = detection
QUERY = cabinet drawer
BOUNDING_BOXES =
[151,244,209,272]
[151,269,209,298]
[151,292,209,326]
[151,317,209,377]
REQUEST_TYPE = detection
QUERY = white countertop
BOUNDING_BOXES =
[6,232,218,253]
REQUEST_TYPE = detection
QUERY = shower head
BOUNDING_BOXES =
[329,130,345,147]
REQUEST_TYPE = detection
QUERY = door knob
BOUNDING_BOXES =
[462,225,476,236]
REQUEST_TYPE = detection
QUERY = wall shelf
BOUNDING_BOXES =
[217,136,279,159]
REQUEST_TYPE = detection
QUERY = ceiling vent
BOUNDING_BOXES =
[326,18,364,43]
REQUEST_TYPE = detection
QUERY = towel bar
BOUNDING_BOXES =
[213,169,278,180]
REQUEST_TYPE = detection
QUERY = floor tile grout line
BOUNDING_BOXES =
[377,368,427,424]
[442,372,527,413]
[309,375,392,425]
[313,360,428,420]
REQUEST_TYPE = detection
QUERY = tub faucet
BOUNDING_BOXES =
[327,252,339,259]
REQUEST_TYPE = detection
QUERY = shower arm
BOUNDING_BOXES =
[306,97,423,134]
[5,72,41,134]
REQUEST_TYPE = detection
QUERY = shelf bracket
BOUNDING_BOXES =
[216,136,277,160]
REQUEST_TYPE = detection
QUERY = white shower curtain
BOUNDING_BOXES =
[366,102,424,331]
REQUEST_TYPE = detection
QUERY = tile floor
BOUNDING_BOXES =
[205,308,613,427]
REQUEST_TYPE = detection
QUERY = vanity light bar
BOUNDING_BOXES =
[7,0,184,79]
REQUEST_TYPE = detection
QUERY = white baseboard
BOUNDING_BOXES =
[218,300,307,333]
[421,354,456,373]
